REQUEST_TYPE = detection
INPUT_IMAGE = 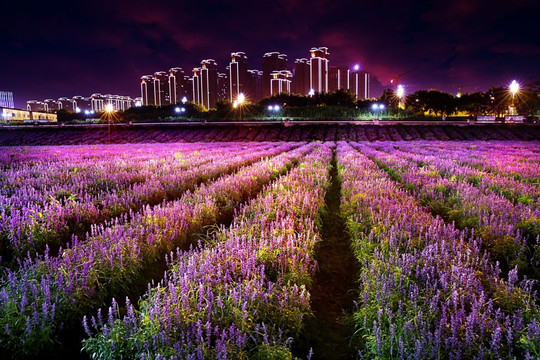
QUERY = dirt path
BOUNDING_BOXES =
[294,151,359,359]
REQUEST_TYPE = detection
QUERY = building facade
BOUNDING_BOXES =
[141,75,155,106]
[229,52,248,102]
[310,47,329,93]
[270,70,292,95]
[263,52,287,98]
[293,58,310,95]
[328,65,349,92]
[0,91,14,109]
[197,59,218,110]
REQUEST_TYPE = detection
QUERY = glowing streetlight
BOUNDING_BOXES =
[105,104,114,113]
[181,96,188,105]
[396,84,405,99]
[308,89,315,97]
[353,64,360,71]
[509,80,520,115]
[237,93,245,105]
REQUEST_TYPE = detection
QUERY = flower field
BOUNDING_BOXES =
[0,140,538,359]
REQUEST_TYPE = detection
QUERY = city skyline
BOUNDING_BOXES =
[2,0,539,109]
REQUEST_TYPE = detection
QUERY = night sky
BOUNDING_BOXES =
[2,0,539,109]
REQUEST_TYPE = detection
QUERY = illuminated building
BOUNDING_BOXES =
[229,52,249,102]
[91,93,105,112]
[141,75,155,106]
[153,71,169,106]
[199,59,218,110]
[26,100,45,112]
[329,65,349,92]
[168,67,186,105]
[218,72,229,101]
[192,68,201,106]
[72,96,91,113]
[0,91,14,108]
[310,47,329,93]
[270,70,292,95]
[44,99,59,112]
[293,58,310,95]
[263,52,287,98]
[350,68,371,100]
[247,70,263,101]
[58,97,73,111]
[1,107,57,123]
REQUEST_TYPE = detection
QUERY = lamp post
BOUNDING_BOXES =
[105,103,114,144]
[509,80,519,115]
[396,85,405,118]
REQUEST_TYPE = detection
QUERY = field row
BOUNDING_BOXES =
[0,141,538,359]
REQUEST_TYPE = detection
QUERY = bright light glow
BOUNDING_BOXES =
[396,85,405,99]
[181,107,186,113]
[308,89,315,97]
[380,104,385,110]
[237,93,245,105]
[84,110,90,115]
[273,105,280,111]
[91,110,95,114]
[135,100,142,107]
[175,107,181,113]
[268,105,273,111]
[76,107,81,113]
[105,104,114,113]
[181,96,187,104]
[509,80,520,95]
[371,104,378,110]
[354,64,360,71]
[233,100,238,108]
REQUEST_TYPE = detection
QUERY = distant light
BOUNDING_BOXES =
[175,107,181,113]
[90,110,95,114]
[308,89,315,97]
[105,104,114,113]
[509,80,520,95]
[238,93,245,105]
[84,110,90,115]
[268,105,273,111]
[396,85,405,99]
[380,104,385,110]
[233,100,238,108]
[456,93,461,98]
[273,105,280,111]
[76,107,81,113]
[181,107,186,113]
[181,96,188,104]
[135,100,142,107]
[354,64,360,71]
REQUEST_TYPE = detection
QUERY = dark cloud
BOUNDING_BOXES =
[1,0,539,108]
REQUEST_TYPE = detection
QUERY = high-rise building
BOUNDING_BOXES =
[192,68,201,106]
[247,70,263,101]
[309,47,329,93]
[263,52,287,98]
[27,100,45,112]
[329,65,349,92]
[229,52,249,102]
[44,99,59,112]
[218,72,229,101]
[58,97,73,111]
[293,58,310,95]
[91,93,105,112]
[199,59,218,110]
[141,75,155,106]
[153,71,169,106]
[72,96,91,112]
[350,69,371,100]
[270,70,292,95]
[0,91,14,108]
[168,67,186,105]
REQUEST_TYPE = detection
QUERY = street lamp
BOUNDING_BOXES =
[509,80,520,115]
[181,96,188,105]
[308,89,315,97]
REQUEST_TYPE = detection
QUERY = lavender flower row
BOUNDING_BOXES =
[0,142,284,262]
[81,142,333,359]
[337,141,539,359]
[388,141,540,207]
[353,142,540,279]
[0,142,307,357]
